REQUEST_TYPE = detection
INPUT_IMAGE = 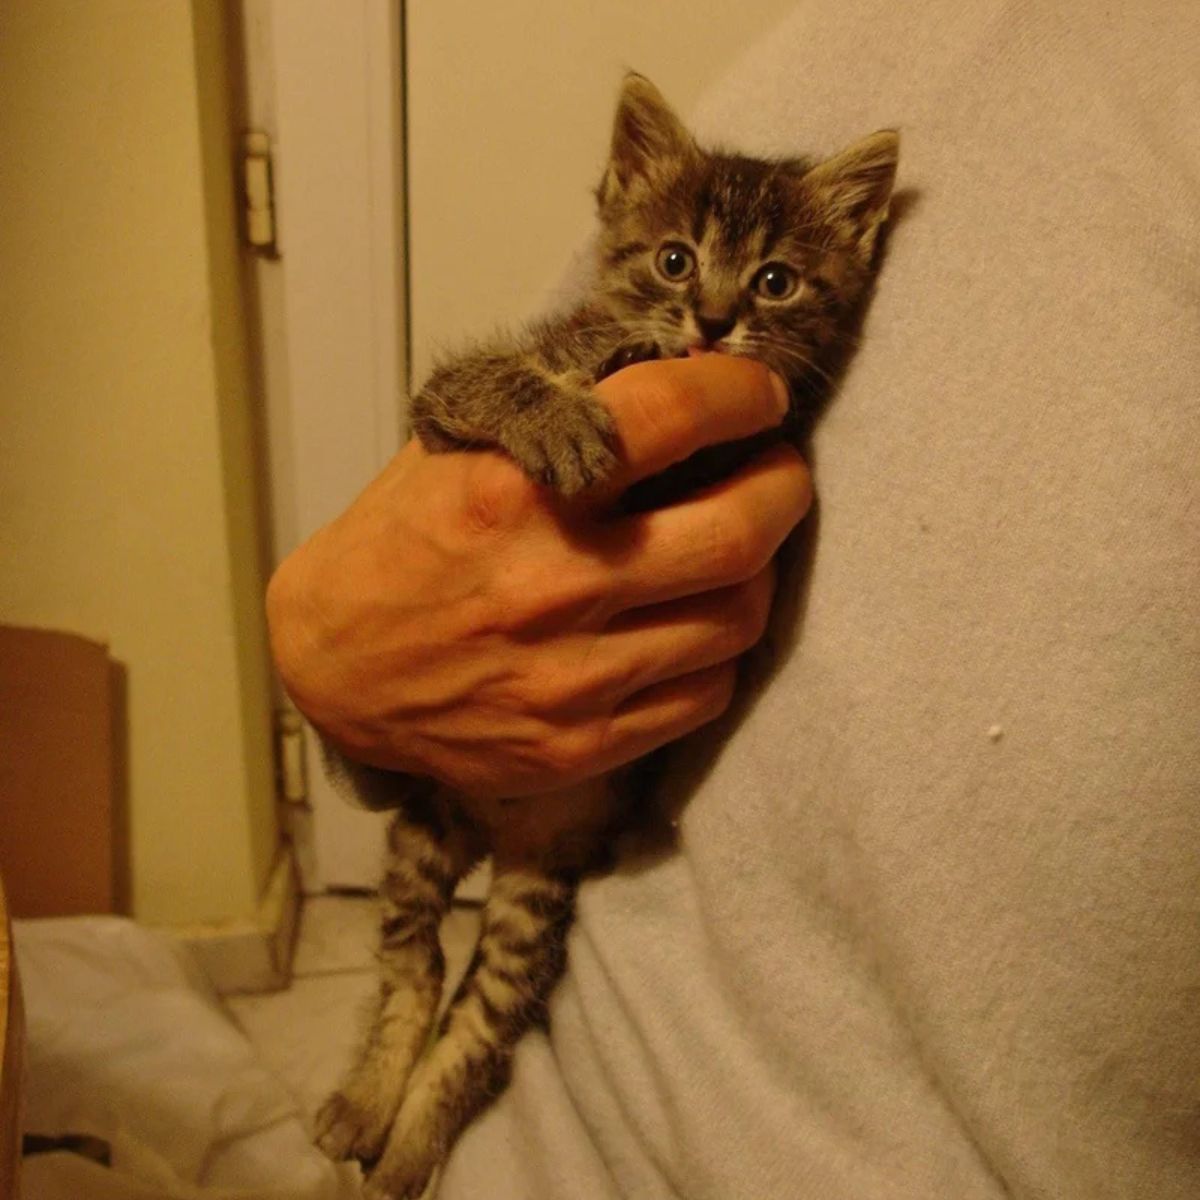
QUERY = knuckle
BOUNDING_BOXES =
[521,664,581,715]
[707,508,759,580]
[540,721,605,777]
[462,455,538,533]
[727,579,771,650]
[495,565,606,637]
[698,663,737,719]
[477,580,535,638]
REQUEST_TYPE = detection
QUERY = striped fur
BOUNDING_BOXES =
[363,868,576,1199]
[317,74,898,1198]
[314,801,480,1166]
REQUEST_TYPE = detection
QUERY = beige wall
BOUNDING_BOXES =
[406,0,797,384]
[0,1,277,924]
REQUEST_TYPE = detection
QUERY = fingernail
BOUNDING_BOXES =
[768,371,790,417]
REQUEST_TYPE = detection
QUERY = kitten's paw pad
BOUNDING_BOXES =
[313,1091,391,1164]
[505,388,618,496]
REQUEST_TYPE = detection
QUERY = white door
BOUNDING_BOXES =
[245,0,798,891]
[405,0,798,380]
[240,0,405,891]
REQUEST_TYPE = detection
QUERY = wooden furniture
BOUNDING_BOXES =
[0,626,120,918]
[0,878,24,1198]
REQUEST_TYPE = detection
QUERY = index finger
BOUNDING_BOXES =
[589,355,789,500]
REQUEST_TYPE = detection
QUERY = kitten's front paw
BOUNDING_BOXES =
[503,382,617,496]
[313,1089,393,1165]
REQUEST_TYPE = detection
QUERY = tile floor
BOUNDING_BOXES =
[225,894,482,1122]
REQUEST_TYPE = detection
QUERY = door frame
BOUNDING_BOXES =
[240,0,407,890]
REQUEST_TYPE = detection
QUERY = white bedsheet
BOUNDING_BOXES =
[15,916,362,1200]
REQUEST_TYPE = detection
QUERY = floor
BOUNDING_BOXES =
[225,895,482,1122]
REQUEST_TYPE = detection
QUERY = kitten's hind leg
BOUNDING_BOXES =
[363,866,576,1200]
[315,801,478,1165]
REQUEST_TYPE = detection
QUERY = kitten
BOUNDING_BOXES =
[315,74,898,1199]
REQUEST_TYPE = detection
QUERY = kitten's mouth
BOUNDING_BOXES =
[602,342,726,375]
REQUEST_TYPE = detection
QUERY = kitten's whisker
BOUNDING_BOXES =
[749,337,836,388]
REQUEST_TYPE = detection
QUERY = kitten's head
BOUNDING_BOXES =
[594,74,898,385]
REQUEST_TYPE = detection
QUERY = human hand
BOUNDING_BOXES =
[266,355,811,799]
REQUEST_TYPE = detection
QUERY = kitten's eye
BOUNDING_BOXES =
[655,243,696,283]
[754,263,799,301]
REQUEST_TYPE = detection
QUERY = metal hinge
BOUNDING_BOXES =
[275,708,308,804]
[242,130,278,255]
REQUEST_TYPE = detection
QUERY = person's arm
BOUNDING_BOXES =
[265,354,810,799]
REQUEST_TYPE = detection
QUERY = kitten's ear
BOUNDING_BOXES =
[803,130,899,256]
[597,73,694,210]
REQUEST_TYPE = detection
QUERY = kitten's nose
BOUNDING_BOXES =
[695,311,736,344]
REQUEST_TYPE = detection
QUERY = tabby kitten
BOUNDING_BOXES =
[316,74,898,1199]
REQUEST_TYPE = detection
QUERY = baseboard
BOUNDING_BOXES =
[168,848,302,995]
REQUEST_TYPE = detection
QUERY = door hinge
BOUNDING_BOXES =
[275,708,308,804]
[242,130,278,256]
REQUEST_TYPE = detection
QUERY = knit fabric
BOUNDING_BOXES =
[439,3,1200,1195]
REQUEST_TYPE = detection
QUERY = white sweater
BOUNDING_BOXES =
[441,2,1200,1196]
